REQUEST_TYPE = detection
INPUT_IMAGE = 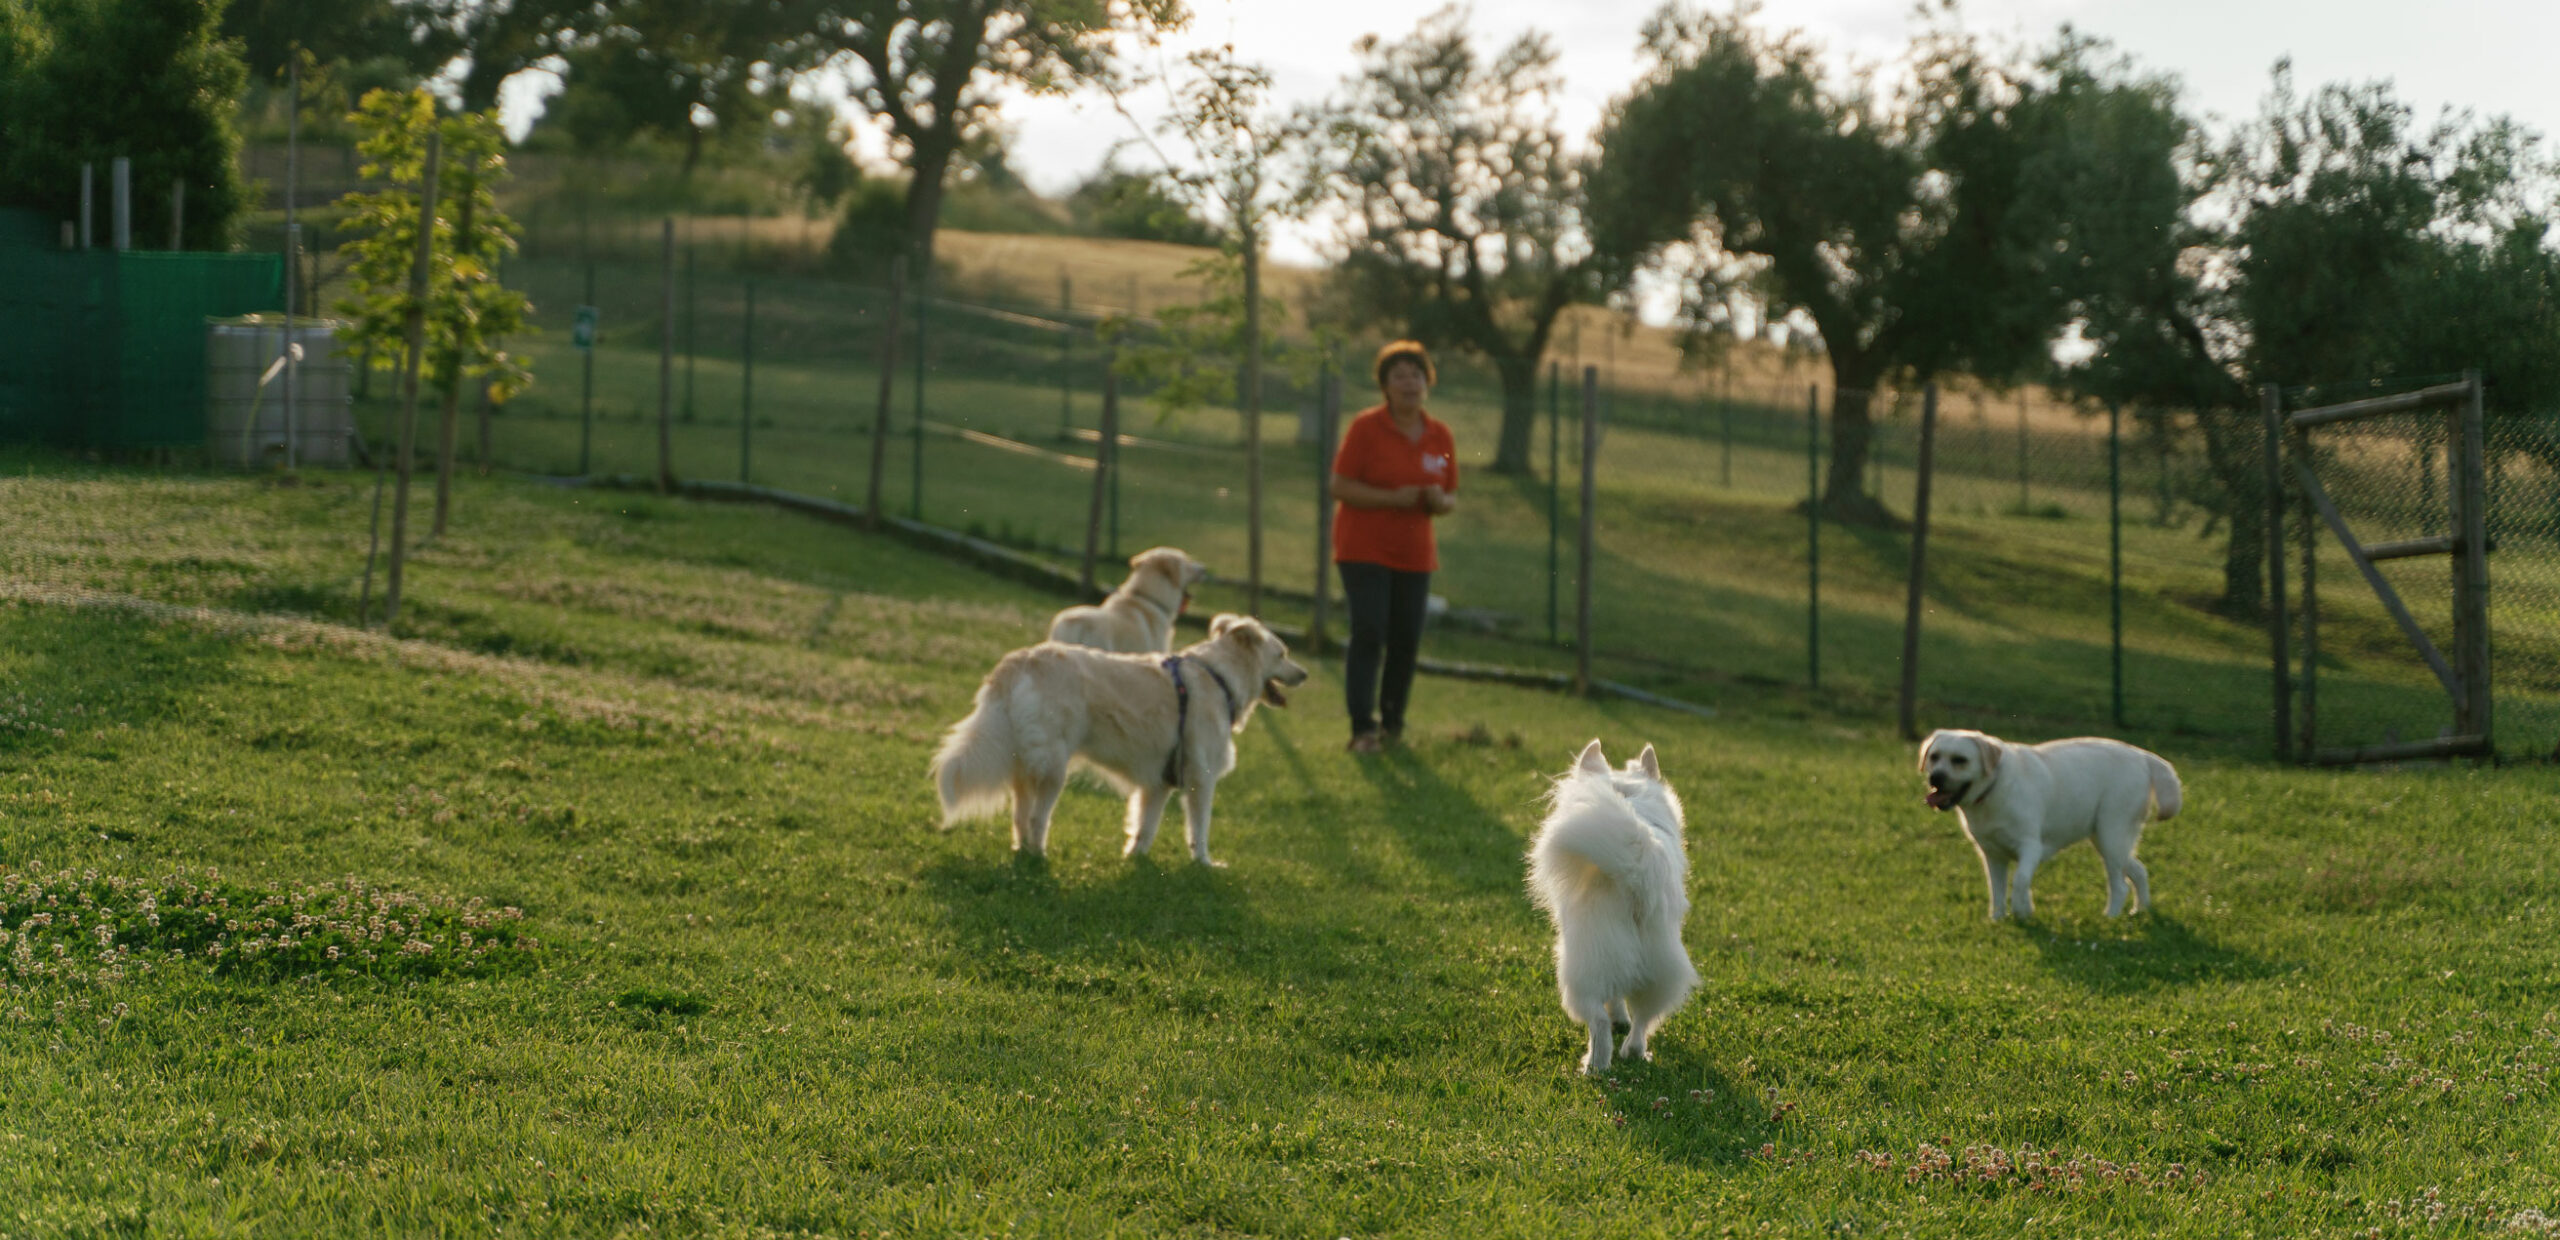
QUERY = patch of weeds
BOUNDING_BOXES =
[1851,1141,2213,1195]
[608,986,709,1029]
[0,863,542,1003]
[2302,846,2459,913]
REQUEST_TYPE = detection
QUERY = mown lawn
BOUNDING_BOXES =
[0,462,2553,1237]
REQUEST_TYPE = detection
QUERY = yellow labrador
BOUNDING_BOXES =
[1918,729,2183,920]
[1047,547,1207,653]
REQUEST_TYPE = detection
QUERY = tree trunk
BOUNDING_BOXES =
[475,378,493,475]
[432,367,461,536]
[2195,405,2266,618]
[1820,380,1898,525]
[1492,353,1540,474]
[902,142,955,273]
[432,172,478,537]
[1812,362,1902,527]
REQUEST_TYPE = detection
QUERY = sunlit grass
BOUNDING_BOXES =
[0,462,2552,1235]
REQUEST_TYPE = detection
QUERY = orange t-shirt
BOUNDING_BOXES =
[1331,404,1458,573]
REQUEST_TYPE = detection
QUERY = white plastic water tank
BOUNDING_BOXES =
[206,317,353,468]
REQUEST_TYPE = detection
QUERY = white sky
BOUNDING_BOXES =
[987,0,2560,268]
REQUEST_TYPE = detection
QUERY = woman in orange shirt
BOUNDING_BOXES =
[1331,340,1458,754]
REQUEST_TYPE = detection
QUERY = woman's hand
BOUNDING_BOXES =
[1331,474,1427,511]
[1420,486,1456,515]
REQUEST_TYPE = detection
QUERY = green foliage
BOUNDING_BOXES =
[936,144,1075,235]
[449,0,581,112]
[787,105,861,212]
[0,0,248,249]
[794,0,1190,263]
[1065,167,1217,244]
[1313,9,1598,472]
[823,179,915,279]
[2225,68,2560,410]
[218,0,455,87]
[330,90,535,404]
[1594,9,2096,516]
[1111,249,1329,420]
[331,89,444,375]
[2046,50,2560,609]
[1137,45,1312,247]
[1104,41,1325,454]
[536,0,801,174]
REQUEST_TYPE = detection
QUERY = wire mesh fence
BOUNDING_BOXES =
[351,239,2560,759]
[2279,377,2560,761]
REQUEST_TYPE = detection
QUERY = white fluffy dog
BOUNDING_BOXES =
[1527,740,1699,1077]
[1047,547,1208,653]
[931,614,1308,866]
[1918,729,2184,921]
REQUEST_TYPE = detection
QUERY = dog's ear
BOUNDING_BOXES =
[1576,739,1609,775]
[1978,736,2003,779]
[1634,744,1661,780]
[1917,730,1941,774]
[1209,613,1242,638]
[1224,618,1262,648]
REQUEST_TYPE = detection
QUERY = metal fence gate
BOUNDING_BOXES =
[2270,374,2492,764]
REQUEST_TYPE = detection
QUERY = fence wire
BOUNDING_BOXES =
[346,245,2560,758]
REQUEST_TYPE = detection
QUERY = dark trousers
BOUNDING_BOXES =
[1339,560,1431,738]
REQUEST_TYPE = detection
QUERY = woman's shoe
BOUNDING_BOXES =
[1346,732,1384,754]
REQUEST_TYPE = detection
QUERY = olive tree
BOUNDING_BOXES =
[1310,6,1598,475]
[1591,6,2080,523]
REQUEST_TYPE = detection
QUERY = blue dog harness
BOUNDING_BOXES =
[1159,656,1242,788]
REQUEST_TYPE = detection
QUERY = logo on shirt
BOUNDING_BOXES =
[1422,453,1448,476]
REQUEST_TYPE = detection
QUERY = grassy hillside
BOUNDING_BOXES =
[0,461,2553,1236]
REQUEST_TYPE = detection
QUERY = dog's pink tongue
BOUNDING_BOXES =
[1924,787,1958,811]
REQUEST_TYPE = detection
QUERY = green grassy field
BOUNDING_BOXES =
[1,460,2554,1236]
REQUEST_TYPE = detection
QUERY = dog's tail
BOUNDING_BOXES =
[1045,607,1095,647]
[1528,771,1685,928]
[929,672,1020,828]
[2145,751,2183,821]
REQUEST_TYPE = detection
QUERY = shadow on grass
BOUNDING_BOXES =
[0,606,241,761]
[911,848,1359,1002]
[2015,913,2284,995]
[1591,1051,1775,1168]
[1348,743,1529,893]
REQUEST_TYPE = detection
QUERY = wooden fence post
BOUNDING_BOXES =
[2454,369,2493,749]
[1897,383,1938,741]
[656,217,675,494]
[864,254,907,531]
[1080,342,1120,597]
[1311,362,1339,653]
[2263,383,2291,762]
[1575,366,1599,695]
